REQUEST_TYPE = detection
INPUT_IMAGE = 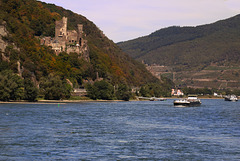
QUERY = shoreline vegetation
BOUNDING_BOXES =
[0,96,227,104]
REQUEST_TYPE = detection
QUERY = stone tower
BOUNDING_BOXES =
[55,17,67,39]
[77,24,83,46]
[77,24,83,36]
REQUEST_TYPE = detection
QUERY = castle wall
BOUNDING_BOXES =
[66,30,78,44]
[49,38,66,55]
[66,46,80,53]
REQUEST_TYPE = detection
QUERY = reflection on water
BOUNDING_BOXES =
[0,99,239,160]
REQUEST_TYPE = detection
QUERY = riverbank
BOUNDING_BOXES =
[0,96,226,104]
[0,99,125,104]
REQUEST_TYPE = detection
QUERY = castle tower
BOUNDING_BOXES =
[77,24,83,46]
[55,17,67,39]
[77,24,83,36]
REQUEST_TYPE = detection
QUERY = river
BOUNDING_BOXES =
[0,99,239,160]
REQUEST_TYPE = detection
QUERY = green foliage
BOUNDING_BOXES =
[139,86,151,97]
[115,84,132,101]
[0,70,24,101]
[181,87,240,96]
[39,73,73,100]
[232,89,240,96]
[0,70,39,101]
[182,87,213,95]
[86,80,114,100]
[0,60,9,72]
[118,15,240,71]
[139,81,172,97]
[85,84,98,100]
[24,78,38,101]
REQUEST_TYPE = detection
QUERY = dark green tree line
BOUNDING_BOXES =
[139,82,172,97]
[0,70,25,101]
[86,81,133,100]
[39,73,73,100]
[86,80,114,100]
[0,70,38,101]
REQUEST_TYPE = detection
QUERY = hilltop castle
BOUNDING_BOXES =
[41,17,89,61]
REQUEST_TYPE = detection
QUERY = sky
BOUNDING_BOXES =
[40,0,240,42]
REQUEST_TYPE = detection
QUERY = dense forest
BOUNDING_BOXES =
[118,14,240,71]
[0,0,174,101]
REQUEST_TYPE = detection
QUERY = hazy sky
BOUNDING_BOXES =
[40,0,240,42]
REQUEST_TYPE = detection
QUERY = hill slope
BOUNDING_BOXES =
[0,0,160,87]
[118,15,240,89]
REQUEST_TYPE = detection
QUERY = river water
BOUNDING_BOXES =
[0,99,239,160]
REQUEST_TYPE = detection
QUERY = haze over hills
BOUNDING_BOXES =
[118,14,240,90]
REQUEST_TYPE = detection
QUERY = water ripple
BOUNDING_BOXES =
[0,100,239,160]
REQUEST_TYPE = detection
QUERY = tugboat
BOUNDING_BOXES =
[224,95,238,101]
[174,95,201,107]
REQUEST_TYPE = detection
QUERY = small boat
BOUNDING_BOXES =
[149,97,155,101]
[224,95,238,101]
[149,97,167,101]
[155,98,167,101]
[174,95,201,107]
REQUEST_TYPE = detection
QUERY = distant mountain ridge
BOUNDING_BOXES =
[118,14,240,89]
[118,14,240,69]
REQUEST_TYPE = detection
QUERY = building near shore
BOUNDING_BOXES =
[171,89,184,96]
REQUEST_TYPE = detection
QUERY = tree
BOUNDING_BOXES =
[86,80,114,100]
[139,83,171,97]
[24,78,38,101]
[39,73,72,100]
[116,84,132,101]
[0,70,24,101]
[139,86,150,97]
[85,83,98,100]
[0,59,9,72]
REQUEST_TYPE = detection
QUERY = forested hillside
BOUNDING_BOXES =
[118,15,240,90]
[118,14,240,71]
[0,0,172,101]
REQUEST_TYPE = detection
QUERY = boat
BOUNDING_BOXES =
[138,97,167,101]
[174,95,201,106]
[155,98,167,101]
[150,97,167,101]
[224,95,238,101]
[149,97,155,101]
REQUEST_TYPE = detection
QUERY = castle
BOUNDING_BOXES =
[41,17,89,61]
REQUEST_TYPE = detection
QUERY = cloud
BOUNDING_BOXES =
[40,0,240,42]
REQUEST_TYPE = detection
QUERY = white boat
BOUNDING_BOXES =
[149,97,166,101]
[174,95,201,106]
[155,98,167,101]
[138,97,167,101]
[224,95,238,101]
